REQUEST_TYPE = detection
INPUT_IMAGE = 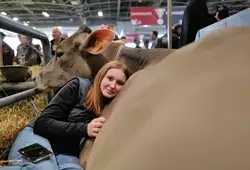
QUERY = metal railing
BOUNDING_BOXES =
[0,15,52,108]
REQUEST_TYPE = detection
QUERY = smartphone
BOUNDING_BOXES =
[18,143,53,163]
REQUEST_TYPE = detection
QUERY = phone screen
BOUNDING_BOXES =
[18,143,52,163]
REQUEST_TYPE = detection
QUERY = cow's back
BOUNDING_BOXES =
[86,27,250,170]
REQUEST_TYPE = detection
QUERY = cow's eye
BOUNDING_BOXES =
[56,52,64,58]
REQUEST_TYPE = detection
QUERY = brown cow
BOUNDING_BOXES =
[84,26,250,170]
[36,25,174,91]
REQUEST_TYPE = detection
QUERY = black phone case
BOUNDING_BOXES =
[18,143,53,163]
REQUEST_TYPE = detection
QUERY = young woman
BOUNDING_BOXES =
[3,60,130,170]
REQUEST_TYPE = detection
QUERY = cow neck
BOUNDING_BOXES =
[113,44,124,60]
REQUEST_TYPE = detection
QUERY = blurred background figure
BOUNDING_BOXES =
[179,0,220,47]
[134,37,141,48]
[150,30,158,48]
[100,24,108,29]
[173,23,181,38]
[120,36,126,41]
[100,24,120,41]
[120,36,127,44]
[50,27,64,57]
[34,44,43,66]
[0,31,14,65]
[15,35,40,66]
[143,39,149,49]
[107,24,120,41]
[216,4,230,20]
[156,24,181,49]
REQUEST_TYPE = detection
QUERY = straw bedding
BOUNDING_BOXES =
[0,66,45,163]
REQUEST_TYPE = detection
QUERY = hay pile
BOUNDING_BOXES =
[29,65,42,80]
[0,71,5,83]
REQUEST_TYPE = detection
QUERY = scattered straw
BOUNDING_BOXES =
[0,94,45,161]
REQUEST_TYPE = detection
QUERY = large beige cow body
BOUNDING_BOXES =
[84,27,250,170]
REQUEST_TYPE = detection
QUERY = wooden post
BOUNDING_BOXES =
[0,35,3,66]
[167,0,172,49]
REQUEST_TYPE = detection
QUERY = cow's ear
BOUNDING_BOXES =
[84,29,114,54]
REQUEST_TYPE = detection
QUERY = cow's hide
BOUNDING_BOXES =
[82,27,250,170]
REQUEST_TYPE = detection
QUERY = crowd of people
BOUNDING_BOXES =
[0,27,69,67]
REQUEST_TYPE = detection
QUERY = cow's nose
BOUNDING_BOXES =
[35,74,47,91]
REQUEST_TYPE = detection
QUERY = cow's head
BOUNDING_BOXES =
[36,25,115,91]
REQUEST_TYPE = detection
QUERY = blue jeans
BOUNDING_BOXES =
[0,126,83,170]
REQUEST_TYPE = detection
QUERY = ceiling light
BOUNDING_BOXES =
[13,17,19,21]
[1,12,7,15]
[24,22,28,26]
[33,27,37,29]
[98,11,103,17]
[70,1,79,5]
[69,18,73,21]
[42,12,50,17]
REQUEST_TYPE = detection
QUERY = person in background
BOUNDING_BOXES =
[156,25,181,49]
[173,23,181,38]
[4,60,130,170]
[216,4,229,20]
[100,24,120,41]
[134,37,141,48]
[34,44,43,66]
[120,36,126,40]
[119,36,127,44]
[100,24,126,45]
[100,24,108,29]
[107,24,120,41]
[143,39,149,49]
[50,27,64,57]
[15,35,39,66]
[179,0,220,47]
[0,31,14,65]
[150,30,158,48]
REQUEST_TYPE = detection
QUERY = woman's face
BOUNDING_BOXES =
[100,68,127,98]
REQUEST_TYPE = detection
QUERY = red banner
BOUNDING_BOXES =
[130,7,185,26]
[130,7,166,26]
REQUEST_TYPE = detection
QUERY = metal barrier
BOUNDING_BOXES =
[0,88,39,108]
[0,15,52,108]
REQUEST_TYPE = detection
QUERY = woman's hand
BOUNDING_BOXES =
[87,117,105,137]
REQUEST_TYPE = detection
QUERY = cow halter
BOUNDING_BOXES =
[113,44,124,60]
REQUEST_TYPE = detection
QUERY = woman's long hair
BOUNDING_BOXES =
[85,60,130,116]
